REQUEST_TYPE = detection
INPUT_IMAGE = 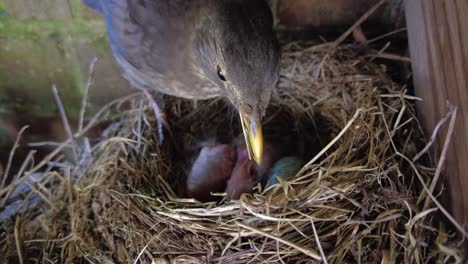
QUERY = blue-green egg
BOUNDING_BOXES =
[266,157,304,188]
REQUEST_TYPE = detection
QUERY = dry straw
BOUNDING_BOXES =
[0,41,465,263]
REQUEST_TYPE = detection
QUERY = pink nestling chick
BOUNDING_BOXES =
[225,142,278,199]
[186,144,236,202]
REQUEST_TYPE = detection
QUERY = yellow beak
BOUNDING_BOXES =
[240,112,263,165]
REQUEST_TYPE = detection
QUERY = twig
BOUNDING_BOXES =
[398,153,468,239]
[368,41,391,64]
[322,186,367,214]
[134,235,159,264]
[365,53,412,63]
[26,181,60,212]
[22,140,71,180]
[80,92,141,136]
[334,0,387,46]
[412,108,453,162]
[21,94,140,180]
[0,150,36,207]
[311,220,328,264]
[52,85,80,166]
[423,106,457,210]
[27,141,63,148]
[392,105,406,132]
[1,126,29,190]
[142,89,168,144]
[380,94,422,101]
[15,217,24,264]
[78,57,98,133]
[236,222,322,261]
[13,150,36,184]
[367,28,407,44]
[298,109,363,175]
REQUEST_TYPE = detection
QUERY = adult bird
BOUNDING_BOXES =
[82,0,280,164]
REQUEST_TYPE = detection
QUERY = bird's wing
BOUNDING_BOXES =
[84,0,220,98]
[87,1,170,89]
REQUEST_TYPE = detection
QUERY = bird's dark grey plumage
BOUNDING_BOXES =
[83,0,280,163]
[83,0,280,117]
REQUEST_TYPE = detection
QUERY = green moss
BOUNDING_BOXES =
[0,0,8,18]
[0,94,104,119]
[0,8,119,119]
[0,19,105,39]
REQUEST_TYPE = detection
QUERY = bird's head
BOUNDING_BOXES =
[194,0,280,164]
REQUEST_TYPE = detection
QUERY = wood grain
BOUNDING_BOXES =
[405,0,468,229]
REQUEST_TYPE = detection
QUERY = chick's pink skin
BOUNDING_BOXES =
[225,149,254,199]
[225,143,278,199]
[186,144,236,202]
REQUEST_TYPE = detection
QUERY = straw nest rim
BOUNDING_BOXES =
[0,40,465,263]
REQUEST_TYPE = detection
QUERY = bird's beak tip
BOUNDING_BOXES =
[240,112,263,165]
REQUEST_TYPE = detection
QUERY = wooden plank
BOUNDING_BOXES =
[405,0,468,230]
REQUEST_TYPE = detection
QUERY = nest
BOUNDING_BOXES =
[0,41,465,263]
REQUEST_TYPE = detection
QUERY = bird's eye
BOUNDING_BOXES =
[216,65,227,82]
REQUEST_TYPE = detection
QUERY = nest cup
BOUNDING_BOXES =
[0,41,464,263]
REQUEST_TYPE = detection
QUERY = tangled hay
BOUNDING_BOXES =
[0,41,465,263]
